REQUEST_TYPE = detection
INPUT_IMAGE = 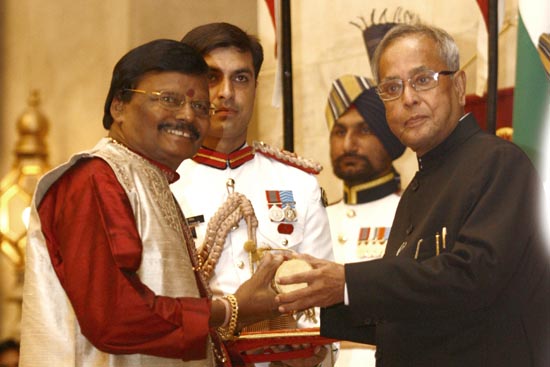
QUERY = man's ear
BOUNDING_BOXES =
[110,98,125,119]
[453,70,467,107]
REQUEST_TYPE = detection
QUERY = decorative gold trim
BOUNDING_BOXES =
[253,141,323,174]
[237,329,321,340]
[344,172,395,204]
[195,152,226,163]
[229,151,253,164]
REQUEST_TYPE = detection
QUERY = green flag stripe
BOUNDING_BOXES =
[512,14,550,171]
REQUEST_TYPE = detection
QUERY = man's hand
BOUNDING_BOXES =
[276,254,345,313]
[234,252,284,327]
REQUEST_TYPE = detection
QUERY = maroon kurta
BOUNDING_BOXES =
[38,157,211,360]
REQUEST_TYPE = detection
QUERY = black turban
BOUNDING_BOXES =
[325,74,405,160]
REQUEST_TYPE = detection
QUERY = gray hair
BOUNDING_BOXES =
[371,23,460,82]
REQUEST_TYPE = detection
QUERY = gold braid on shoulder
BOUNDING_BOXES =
[253,141,323,175]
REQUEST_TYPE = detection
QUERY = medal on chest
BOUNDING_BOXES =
[265,190,298,234]
[266,190,298,223]
[356,227,390,259]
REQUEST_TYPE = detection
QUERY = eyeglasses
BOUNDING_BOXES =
[376,70,457,101]
[124,89,214,117]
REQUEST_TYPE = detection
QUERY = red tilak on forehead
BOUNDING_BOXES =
[186,89,195,98]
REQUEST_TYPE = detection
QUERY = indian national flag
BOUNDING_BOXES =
[512,0,550,172]
[513,0,550,236]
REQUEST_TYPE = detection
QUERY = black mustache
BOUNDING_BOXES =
[158,121,200,140]
[335,153,369,162]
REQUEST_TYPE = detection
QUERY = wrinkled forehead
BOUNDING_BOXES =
[378,35,444,80]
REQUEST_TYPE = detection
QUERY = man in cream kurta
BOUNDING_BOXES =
[21,139,213,367]
[20,39,282,367]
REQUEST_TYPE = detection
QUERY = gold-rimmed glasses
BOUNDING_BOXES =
[124,89,214,117]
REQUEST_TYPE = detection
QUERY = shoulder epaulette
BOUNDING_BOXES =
[252,141,323,175]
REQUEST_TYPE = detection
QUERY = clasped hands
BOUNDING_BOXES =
[235,253,345,326]
[232,253,344,366]
[274,253,345,313]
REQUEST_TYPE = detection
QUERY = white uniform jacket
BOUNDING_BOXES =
[172,144,334,296]
[328,193,401,264]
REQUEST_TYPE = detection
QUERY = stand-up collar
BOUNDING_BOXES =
[343,171,400,204]
[193,145,255,170]
[417,113,480,172]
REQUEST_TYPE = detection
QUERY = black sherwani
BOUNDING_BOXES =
[321,114,549,366]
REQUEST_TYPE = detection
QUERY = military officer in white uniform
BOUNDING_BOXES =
[171,23,334,366]
[174,141,331,296]
[325,75,405,367]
